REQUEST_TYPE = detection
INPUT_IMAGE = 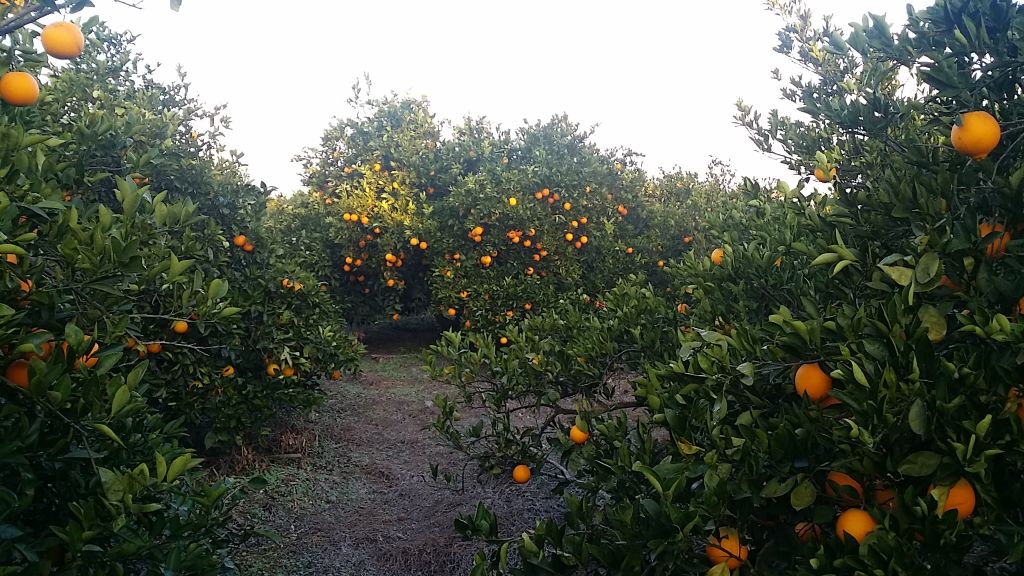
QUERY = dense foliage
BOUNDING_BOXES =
[0,7,360,574]
[428,1,1024,574]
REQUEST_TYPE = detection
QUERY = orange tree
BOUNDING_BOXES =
[1,8,360,574]
[427,1,1024,574]
[289,92,715,327]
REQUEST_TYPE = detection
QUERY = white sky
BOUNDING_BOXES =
[79,0,917,193]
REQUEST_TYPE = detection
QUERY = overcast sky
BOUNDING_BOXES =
[79,0,918,193]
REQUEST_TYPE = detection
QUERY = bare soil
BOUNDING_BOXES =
[231,339,562,576]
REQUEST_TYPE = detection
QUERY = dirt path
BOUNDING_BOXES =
[232,344,561,576]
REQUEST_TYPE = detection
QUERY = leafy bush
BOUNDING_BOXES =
[428,1,1024,574]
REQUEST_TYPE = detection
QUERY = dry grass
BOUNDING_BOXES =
[231,347,563,576]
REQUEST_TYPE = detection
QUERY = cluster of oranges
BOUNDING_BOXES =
[408,236,429,251]
[232,234,254,253]
[341,212,370,225]
[280,278,304,292]
[3,332,103,388]
[0,21,84,107]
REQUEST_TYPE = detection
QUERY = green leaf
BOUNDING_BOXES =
[909,399,928,436]
[850,360,869,387]
[110,385,130,417]
[631,462,664,495]
[915,252,940,284]
[126,361,148,389]
[166,454,191,482]
[155,452,167,483]
[97,468,124,502]
[217,307,243,318]
[92,424,124,447]
[790,479,817,510]
[880,265,913,286]
[760,476,797,498]
[918,304,947,344]
[898,451,942,476]
[810,252,840,266]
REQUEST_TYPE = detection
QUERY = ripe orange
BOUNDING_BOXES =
[705,530,748,570]
[331,369,342,381]
[281,366,296,378]
[266,363,281,377]
[710,248,725,265]
[221,365,235,377]
[19,279,32,294]
[523,303,533,311]
[243,242,254,253]
[563,201,572,211]
[676,303,689,314]
[979,221,1010,258]
[232,234,247,247]
[5,253,18,265]
[146,342,162,355]
[825,471,864,503]
[795,362,832,402]
[835,509,876,543]
[564,233,574,242]
[657,260,665,268]
[41,21,85,59]
[171,320,189,335]
[935,478,976,520]
[409,237,419,246]
[508,197,518,206]
[579,235,589,245]
[5,359,30,388]
[952,110,1001,160]
[865,485,895,512]
[391,313,400,321]
[419,241,428,250]
[569,425,589,444]
[794,522,821,543]
[480,255,492,267]
[626,247,634,254]
[683,234,694,244]
[512,464,531,484]
[447,308,457,317]
[574,241,583,249]
[0,71,40,107]
[499,336,509,345]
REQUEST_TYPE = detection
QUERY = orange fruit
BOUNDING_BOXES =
[710,248,725,265]
[579,235,589,245]
[952,110,1001,160]
[564,233,574,242]
[825,470,864,503]
[41,21,85,59]
[266,363,281,377]
[814,166,837,183]
[683,234,694,244]
[508,197,517,206]
[171,320,189,335]
[480,255,492,267]
[563,201,572,211]
[331,369,342,381]
[705,530,748,570]
[512,464,531,484]
[391,313,400,321]
[523,303,533,311]
[419,241,428,250]
[232,234,247,247]
[569,425,589,445]
[281,366,296,378]
[19,279,32,294]
[146,342,162,355]
[794,522,821,543]
[626,247,634,254]
[935,478,976,520]
[979,221,1010,258]
[5,359,30,388]
[657,260,665,268]
[1009,387,1024,423]
[499,336,509,345]
[447,308,457,317]
[0,71,40,107]
[835,509,876,543]
[676,303,689,314]
[794,362,832,402]
[221,365,235,377]
[873,486,896,510]
[5,253,18,265]
[243,242,254,253]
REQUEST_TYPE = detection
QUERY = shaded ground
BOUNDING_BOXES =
[232,339,562,576]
